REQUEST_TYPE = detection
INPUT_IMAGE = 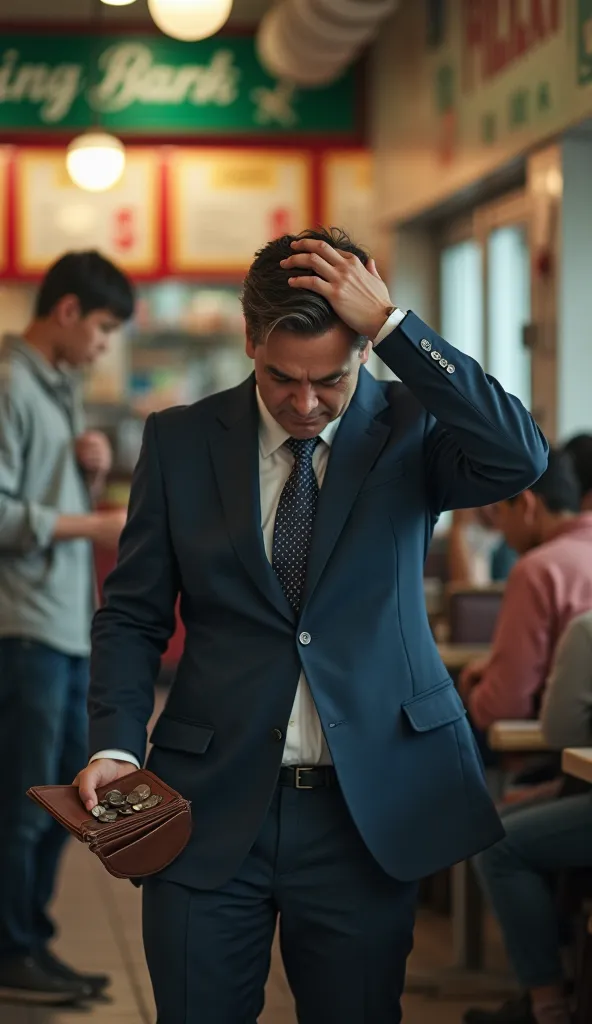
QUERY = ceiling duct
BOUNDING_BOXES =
[257,0,398,87]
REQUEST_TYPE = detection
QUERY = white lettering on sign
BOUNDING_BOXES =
[251,81,297,127]
[0,48,83,123]
[0,42,243,124]
[91,43,240,112]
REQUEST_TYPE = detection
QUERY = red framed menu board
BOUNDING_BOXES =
[167,148,313,275]
[0,149,8,275]
[321,150,374,251]
[13,147,162,277]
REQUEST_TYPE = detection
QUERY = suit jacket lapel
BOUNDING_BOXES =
[209,377,294,624]
[301,368,391,610]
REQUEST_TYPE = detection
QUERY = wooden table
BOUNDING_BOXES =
[437,643,491,671]
[488,720,548,753]
[562,748,592,784]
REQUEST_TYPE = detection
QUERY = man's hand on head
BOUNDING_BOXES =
[280,238,395,341]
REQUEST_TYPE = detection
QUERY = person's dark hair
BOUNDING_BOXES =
[563,433,592,499]
[509,447,581,513]
[35,250,135,322]
[241,226,369,349]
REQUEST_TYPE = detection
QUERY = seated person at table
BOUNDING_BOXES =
[564,433,592,511]
[541,609,592,752]
[448,505,517,585]
[463,612,592,1024]
[459,449,592,732]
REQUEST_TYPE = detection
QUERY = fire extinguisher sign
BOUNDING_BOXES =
[113,208,135,252]
[270,208,291,237]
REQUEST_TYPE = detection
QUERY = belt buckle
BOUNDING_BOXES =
[295,767,314,790]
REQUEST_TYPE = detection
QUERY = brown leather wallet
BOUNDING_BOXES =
[26,769,192,879]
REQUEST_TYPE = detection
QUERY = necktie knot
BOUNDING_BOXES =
[285,436,320,464]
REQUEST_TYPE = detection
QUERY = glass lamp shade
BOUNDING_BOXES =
[66,133,126,193]
[148,0,233,42]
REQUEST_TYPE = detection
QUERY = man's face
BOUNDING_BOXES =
[247,323,370,438]
[55,296,123,368]
[495,492,539,554]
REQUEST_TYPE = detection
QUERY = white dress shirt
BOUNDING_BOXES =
[91,308,406,769]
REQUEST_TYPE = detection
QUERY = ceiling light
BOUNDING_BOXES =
[100,0,138,6]
[148,0,233,42]
[66,133,126,193]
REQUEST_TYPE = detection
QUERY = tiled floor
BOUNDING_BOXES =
[0,837,510,1023]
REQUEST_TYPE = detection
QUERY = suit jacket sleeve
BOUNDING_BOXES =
[376,312,548,513]
[89,413,180,765]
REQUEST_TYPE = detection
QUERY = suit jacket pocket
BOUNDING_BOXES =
[149,714,215,755]
[401,679,466,732]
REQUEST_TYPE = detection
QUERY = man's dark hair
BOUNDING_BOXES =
[35,250,135,322]
[563,433,592,499]
[509,447,581,513]
[241,227,369,349]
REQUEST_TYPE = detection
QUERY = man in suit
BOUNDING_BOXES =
[76,228,547,1023]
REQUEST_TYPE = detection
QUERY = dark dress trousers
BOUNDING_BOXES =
[89,313,547,1022]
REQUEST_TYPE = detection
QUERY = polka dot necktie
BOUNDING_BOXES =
[272,436,321,612]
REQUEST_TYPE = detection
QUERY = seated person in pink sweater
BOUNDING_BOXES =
[459,448,592,730]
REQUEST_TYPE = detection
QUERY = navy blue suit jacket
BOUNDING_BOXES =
[90,313,548,889]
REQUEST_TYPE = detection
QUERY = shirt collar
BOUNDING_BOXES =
[546,512,592,542]
[256,388,342,459]
[5,335,72,393]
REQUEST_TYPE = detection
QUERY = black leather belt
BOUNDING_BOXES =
[278,766,337,790]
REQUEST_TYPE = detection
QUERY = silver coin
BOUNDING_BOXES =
[132,803,144,812]
[117,806,134,816]
[91,804,107,819]
[125,784,150,805]
[105,790,125,807]
[97,809,118,823]
[139,794,162,810]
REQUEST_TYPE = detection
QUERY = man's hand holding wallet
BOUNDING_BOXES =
[26,765,192,880]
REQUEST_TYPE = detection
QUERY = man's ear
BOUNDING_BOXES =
[54,293,81,327]
[245,335,256,360]
[358,340,371,365]
[521,488,538,523]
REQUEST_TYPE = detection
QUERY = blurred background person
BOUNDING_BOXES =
[464,609,592,1024]
[564,433,592,511]
[448,505,517,586]
[458,450,592,740]
[0,251,134,1006]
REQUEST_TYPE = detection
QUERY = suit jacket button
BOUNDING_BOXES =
[272,728,283,742]
[299,631,311,645]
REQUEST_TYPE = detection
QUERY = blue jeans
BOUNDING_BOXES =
[474,793,592,988]
[0,638,89,959]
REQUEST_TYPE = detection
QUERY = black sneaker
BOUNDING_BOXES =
[0,953,89,1005]
[463,995,535,1024]
[37,947,110,997]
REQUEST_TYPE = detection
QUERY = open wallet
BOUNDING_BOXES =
[26,769,192,880]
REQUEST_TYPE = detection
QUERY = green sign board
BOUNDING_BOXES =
[0,34,357,135]
[577,0,592,86]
